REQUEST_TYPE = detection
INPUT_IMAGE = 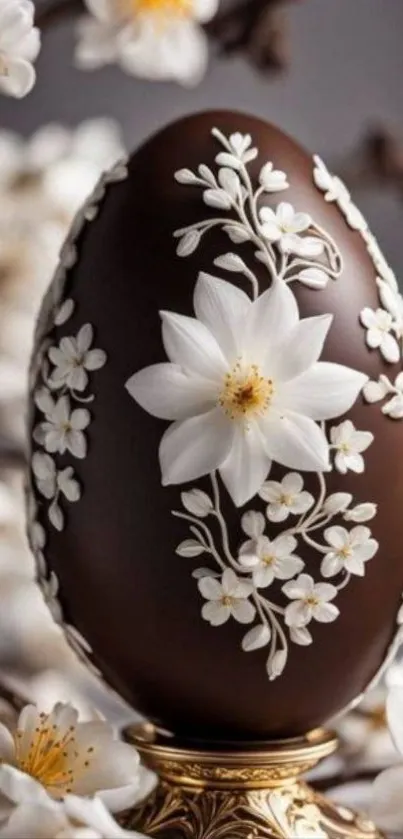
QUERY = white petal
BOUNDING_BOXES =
[77,323,93,353]
[126,363,216,421]
[261,411,330,472]
[275,556,304,580]
[267,649,287,680]
[324,525,348,549]
[253,566,274,588]
[161,310,227,379]
[160,408,234,486]
[270,315,332,382]
[289,625,312,646]
[284,600,311,628]
[371,765,403,832]
[321,553,342,578]
[231,599,256,624]
[244,279,299,363]
[202,601,229,626]
[380,331,400,363]
[119,18,208,87]
[71,408,90,430]
[324,492,352,515]
[282,573,313,599]
[64,793,136,836]
[181,489,213,517]
[0,56,35,98]
[0,723,15,762]
[280,363,367,420]
[221,568,240,595]
[312,602,339,623]
[387,687,403,755]
[242,624,271,651]
[298,267,329,289]
[198,576,222,600]
[241,510,265,538]
[194,272,250,362]
[282,472,303,494]
[85,349,107,371]
[219,422,271,507]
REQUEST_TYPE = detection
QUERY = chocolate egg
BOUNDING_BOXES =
[27,111,403,742]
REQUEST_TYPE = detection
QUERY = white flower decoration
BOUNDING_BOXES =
[239,533,304,589]
[283,574,339,628]
[75,0,218,87]
[126,273,367,507]
[34,394,90,459]
[0,0,40,98]
[321,525,378,578]
[198,569,255,626]
[377,276,403,340]
[371,686,403,834]
[313,155,367,232]
[48,323,107,392]
[330,420,374,474]
[366,232,397,288]
[215,131,258,168]
[259,202,321,256]
[258,162,289,193]
[259,472,314,522]
[32,451,81,531]
[0,702,146,812]
[364,372,403,419]
[360,307,400,363]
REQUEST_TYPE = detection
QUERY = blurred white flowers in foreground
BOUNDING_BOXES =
[0,701,153,837]
[76,0,218,86]
[0,0,40,98]
[371,684,403,833]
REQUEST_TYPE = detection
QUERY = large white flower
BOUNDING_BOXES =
[0,703,148,813]
[321,525,378,578]
[34,394,90,459]
[198,569,255,626]
[330,420,373,474]
[360,307,400,363]
[371,686,403,833]
[76,0,218,86]
[239,533,303,589]
[259,472,314,522]
[259,202,320,256]
[283,574,339,628]
[49,324,107,392]
[126,273,367,506]
[0,0,40,98]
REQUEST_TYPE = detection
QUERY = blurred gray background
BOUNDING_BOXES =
[1,0,403,269]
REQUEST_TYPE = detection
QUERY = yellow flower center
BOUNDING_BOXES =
[262,554,274,566]
[118,0,191,22]
[219,362,274,422]
[305,596,319,607]
[12,713,94,796]
[280,493,294,506]
[339,442,351,453]
[338,546,352,559]
[221,595,233,607]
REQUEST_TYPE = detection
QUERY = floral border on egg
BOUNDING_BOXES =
[27,159,128,675]
[126,127,379,682]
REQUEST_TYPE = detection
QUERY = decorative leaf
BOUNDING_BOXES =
[242,624,271,652]
[176,540,205,558]
[344,503,377,523]
[176,230,201,257]
[49,501,64,532]
[223,225,251,244]
[214,253,248,273]
[267,650,287,681]
[297,237,324,258]
[192,568,220,580]
[181,489,213,518]
[203,189,232,210]
[215,152,242,171]
[241,510,265,539]
[298,267,329,290]
[175,168,199,185]
[323,493,352,515]
[198,164,216,187]
[55,299,75,326]
[289,625,312,646]
[218,167,240,199]
[363,379,389,404]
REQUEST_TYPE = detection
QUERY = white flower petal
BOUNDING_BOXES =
[371,765,403,832]
[261,411,330,472]
[241,510,265,539]
[160,408,234,486]
[0,56,35,98]
[126,363,216,421]
[231,599,256,624]
[198,575,222,600]
[242,624,271,652]
[219,422,272,507]
[387,686,403,755]
[321,553,342,578]
[245,279,299,363]
[280,363,367,421]
[380,331,400,363]
[194,272,250,361]
[202,601,229,626]
[161,310,227,379]
[312,602,339,623]
[119,18,208,88]
[271,314,332,382]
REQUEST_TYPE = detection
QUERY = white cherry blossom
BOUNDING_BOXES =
[259,202,319,256]
[34,394,90,459]
[198,569,255,626]
[239,533,303,589]
[76,0,218,87]
[321,525,378,578]
[259,472,314,522]
[48,324,107,392]
[360,307,400,363]
[0,0,40,98]
[126,273,367,507]
[283,574,339,628]
[330,420,374,474]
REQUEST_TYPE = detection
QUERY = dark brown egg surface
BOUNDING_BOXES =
[28,111,403,742]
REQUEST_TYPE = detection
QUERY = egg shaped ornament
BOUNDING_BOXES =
[28,111,403,743]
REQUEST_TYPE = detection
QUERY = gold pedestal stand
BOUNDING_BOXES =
[123,725,381,839]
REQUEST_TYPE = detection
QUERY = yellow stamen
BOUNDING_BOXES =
[221,596,233,607]
[305,596,319,607]
[262,555,274,567]
[219,361,274,422]
[119,0,191,22]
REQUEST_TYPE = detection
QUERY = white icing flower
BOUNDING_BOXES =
[283,574,339,628]
[259,202,320,256]
[259,472,314,522]
[198,568,255,626]
[258,162,289,192]
[330,420,374,474]
[0,702,145,812]
[76,0,218,87]
[371,686,403,833]
[31,452,81,531]
[126,273,367,507]
[364,373,403,419]
[377,276,403,339]
[34,394,90,459]
[0,0,40,98]
[313,155,367,232]
[360,307,400,363]
[239,533,303,589]
[344,502,377,523]
[365,232,397,288]
[48,324,107,392]
[321,525,378,578]
[214,131,258,168]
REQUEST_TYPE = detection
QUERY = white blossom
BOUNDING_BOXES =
[48,324,106,392]
[330,420,374,474]
[259,162,289,192]
[283,574,339,628]
[259,472,314,522]
[360,307,400,363]
[259,202,320,256]
[34,394,90,459]
[239,533,303,589]
[321,525,378,578]
[198,569,255,626]
[371,686,403,833]
[313,155,367,232]
[126,273,367,507]
[0,0,40,99]
[76,0,218,87]
[364,373,403,419]
[377,276,403,339]
[214,131,258,168]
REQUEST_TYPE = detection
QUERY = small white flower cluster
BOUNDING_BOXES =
[364,372,403,419]
[0,0,40,98]
[0,701,153,838]
[174,128,342,298]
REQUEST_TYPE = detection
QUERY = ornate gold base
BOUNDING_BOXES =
[122,725,381,839]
